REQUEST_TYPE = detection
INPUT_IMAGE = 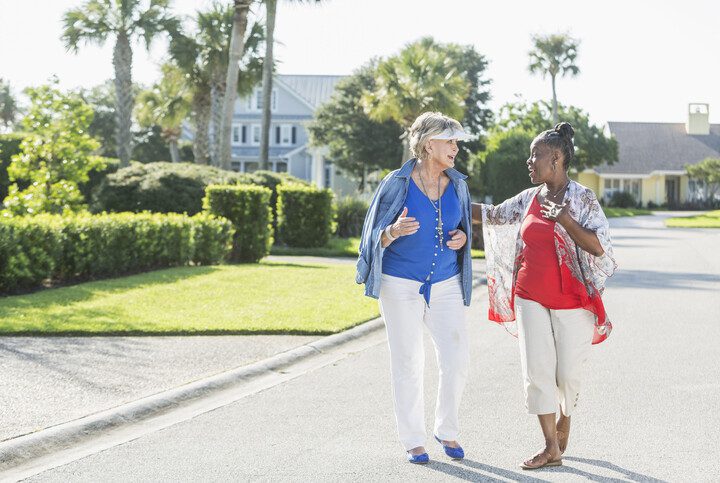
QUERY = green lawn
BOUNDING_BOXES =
[272,237,484,259]
[665,210,720,228]
[0,261,380,335]
[603,207,652,218]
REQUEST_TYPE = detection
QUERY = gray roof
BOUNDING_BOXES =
[277,75,345,108]
[597,122,720,174]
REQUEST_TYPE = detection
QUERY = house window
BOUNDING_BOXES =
[276,161,288,173]
[241,125,247,144]
[280,125,293,146]
[232,126,240,144]
[249,88,277,112]
[251,124,260,145]
[324,163,332,189]
[245,161,259,173]
[603,178,641,203]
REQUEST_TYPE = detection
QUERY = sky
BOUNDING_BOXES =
[1,0,719,126]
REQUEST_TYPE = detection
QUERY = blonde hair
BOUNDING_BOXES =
[408,112,463,161]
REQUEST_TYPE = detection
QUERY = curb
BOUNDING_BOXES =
[0,278,487,473]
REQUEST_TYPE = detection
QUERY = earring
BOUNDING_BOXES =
[552,163,556,171]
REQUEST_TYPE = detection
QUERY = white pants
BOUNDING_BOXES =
[515,296,595,416]
[379,274,469,450]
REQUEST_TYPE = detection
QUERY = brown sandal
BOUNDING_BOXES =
[520,451,563,470]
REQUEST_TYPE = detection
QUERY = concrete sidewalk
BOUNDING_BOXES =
[0,258,486,471]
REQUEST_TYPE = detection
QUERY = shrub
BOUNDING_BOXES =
[277,185,335,248]
[608,191,637,208]
[203,185,272,263]
[92,162,253,215]
[0,132,27,201]
[0,213,234,294]
[335,197,368,238]
[79,157,121,201]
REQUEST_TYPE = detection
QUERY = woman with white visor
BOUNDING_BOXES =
[356,112,474,464]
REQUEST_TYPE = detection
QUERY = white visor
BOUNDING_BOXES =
[429,127,472,141]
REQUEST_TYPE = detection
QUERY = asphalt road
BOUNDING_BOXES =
[22,214,720,482]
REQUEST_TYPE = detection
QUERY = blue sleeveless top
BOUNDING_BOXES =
[382,177,462,304]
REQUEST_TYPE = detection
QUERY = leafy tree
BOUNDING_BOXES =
[0,78,18,132]
[362,37,471,163]
[528,33,580,124]
[495,100,617,171]
[475,128,534,202]
[309,63,403,191]
[686,157,720,203]
[136,63,192,163]
[61,0,179,167]
[171,1,263,166]
[2,81,103,216]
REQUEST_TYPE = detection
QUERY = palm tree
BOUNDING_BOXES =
[62,0,178,167]
[136,63,191,163]
[528,33,580,125]
[362,37,470,163]
[219,0,254,170]
[170,2,263,166]
[258,0,323,171]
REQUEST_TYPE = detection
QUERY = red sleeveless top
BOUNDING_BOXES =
[515,196,583,310]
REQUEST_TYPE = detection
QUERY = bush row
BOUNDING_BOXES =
[0,212,234,294]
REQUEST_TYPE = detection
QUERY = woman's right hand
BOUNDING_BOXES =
[389,207,420,238]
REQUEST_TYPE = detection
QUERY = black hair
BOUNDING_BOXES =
[535,122,575,169]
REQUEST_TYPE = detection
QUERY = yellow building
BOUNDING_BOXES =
[572,104,720,207]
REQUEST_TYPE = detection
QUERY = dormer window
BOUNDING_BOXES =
[247,88,277,112]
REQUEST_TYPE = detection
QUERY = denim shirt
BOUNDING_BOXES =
[355,158,473,306]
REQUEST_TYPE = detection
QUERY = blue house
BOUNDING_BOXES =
[230,75,356,196]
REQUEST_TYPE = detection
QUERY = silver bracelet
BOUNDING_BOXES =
[384,225,397,241]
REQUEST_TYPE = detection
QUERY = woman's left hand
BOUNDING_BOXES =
[540,200,569,223]
[446,229,467,250]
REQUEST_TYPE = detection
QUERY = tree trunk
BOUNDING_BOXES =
[259,0,277,171]
[166,129,180,163]
[219,0,251,170]
[192,88,211,165]
[401,130,411,165]
[551,74,558,126]
[113,31,134,167]
[209,77,225,166]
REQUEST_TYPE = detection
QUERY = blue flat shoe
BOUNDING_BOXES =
[406,451,430,464]
[434,435,465,460]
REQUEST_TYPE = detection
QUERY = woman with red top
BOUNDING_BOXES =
[472,122,617,470]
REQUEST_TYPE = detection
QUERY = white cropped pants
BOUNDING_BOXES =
[514,296,595,416]
[378,274,469,451]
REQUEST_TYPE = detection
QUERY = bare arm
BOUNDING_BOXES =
[381,207,419,248]
[556,211,604,257]
[471,202,482,226]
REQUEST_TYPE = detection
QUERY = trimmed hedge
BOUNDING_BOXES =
[92,162,254,215]
[277,185,335,248]
[203,185,272,263]
[0,212,234,294]
[335,197,368,238]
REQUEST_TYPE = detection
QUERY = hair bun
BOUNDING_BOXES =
[554,122,574,140]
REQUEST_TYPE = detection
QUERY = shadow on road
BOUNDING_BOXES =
[427,458,550,482]
[561,456,668,482]
[606,269,720,290]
